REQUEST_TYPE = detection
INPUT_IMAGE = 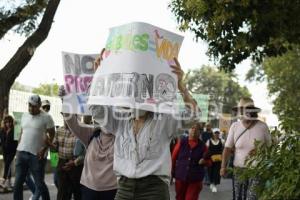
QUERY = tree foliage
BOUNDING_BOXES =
[247,48,300,132]
[0,0,48,39]
[169,0,300,71]
[0,0,61,122]
[241,131,300,200]
[32,83,59,96]
[241,48,300,199]
[11,81,33,92]
[185,65,250,115]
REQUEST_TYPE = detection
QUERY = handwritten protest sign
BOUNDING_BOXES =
[88,22,184,114]
[62,52,97,114]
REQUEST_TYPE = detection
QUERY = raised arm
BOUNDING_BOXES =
[64,114,94,147]
[170,58,199,113]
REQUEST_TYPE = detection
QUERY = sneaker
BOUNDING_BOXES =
[210,184,214,191]
[4,179,12,188]
[0,179,5,187]
[212,186,217,193]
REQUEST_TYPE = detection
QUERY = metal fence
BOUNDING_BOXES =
[9,90,64,126]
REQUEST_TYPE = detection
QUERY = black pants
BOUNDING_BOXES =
[3,153,15,179]
[208,161,221,185]
[56,159,83,200]
[81,185,117,200]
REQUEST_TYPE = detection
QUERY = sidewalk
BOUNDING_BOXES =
[1,174,233,200]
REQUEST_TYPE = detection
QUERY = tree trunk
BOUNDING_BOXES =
[0,0,61,122]
[0,81,10,121]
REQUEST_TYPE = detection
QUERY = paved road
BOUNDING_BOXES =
[1,174,233,200]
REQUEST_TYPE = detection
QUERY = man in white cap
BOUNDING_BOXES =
[13,94,55,200]
[41,99,60,190]
[41,100,51,113]
[220,97,271,200]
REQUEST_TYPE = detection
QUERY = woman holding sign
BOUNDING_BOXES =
[57,96,117,199]
[92,48,199,200]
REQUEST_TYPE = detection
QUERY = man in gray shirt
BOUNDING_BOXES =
[13,95,55,200]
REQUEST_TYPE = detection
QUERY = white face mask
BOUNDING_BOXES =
[131,109,147,119]
[114,107,133,114]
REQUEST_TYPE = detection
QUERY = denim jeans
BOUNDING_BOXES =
[13,151,50,200]
[53,167,58,188]
[32,158,47,200]
[25,173,36,193]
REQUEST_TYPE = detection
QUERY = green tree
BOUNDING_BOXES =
[0,0,48,39]
[185,66,250,121]
[241,131,300,200]
[240,48,300,200]
[11,81,28,92]
[169,0,300,71]
[247,49,300,132]
[32,83,59,96]
[0,0,61,121]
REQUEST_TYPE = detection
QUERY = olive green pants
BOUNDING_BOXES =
[115,175,170,200]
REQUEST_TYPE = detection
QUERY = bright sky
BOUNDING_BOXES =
[0,0,278,126]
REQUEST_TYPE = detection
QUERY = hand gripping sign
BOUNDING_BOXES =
[88,22,184,114]
[62,52,97,114]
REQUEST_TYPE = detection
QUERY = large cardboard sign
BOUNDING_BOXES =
[88,22,184,114]
[62,52,97,114]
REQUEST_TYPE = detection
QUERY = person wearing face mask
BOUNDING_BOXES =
[171,122,211,200]
[91,49,199,200]
[220,97,271,200]
[57,88,118,200]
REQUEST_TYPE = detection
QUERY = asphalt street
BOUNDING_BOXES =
[1,174,232,200]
